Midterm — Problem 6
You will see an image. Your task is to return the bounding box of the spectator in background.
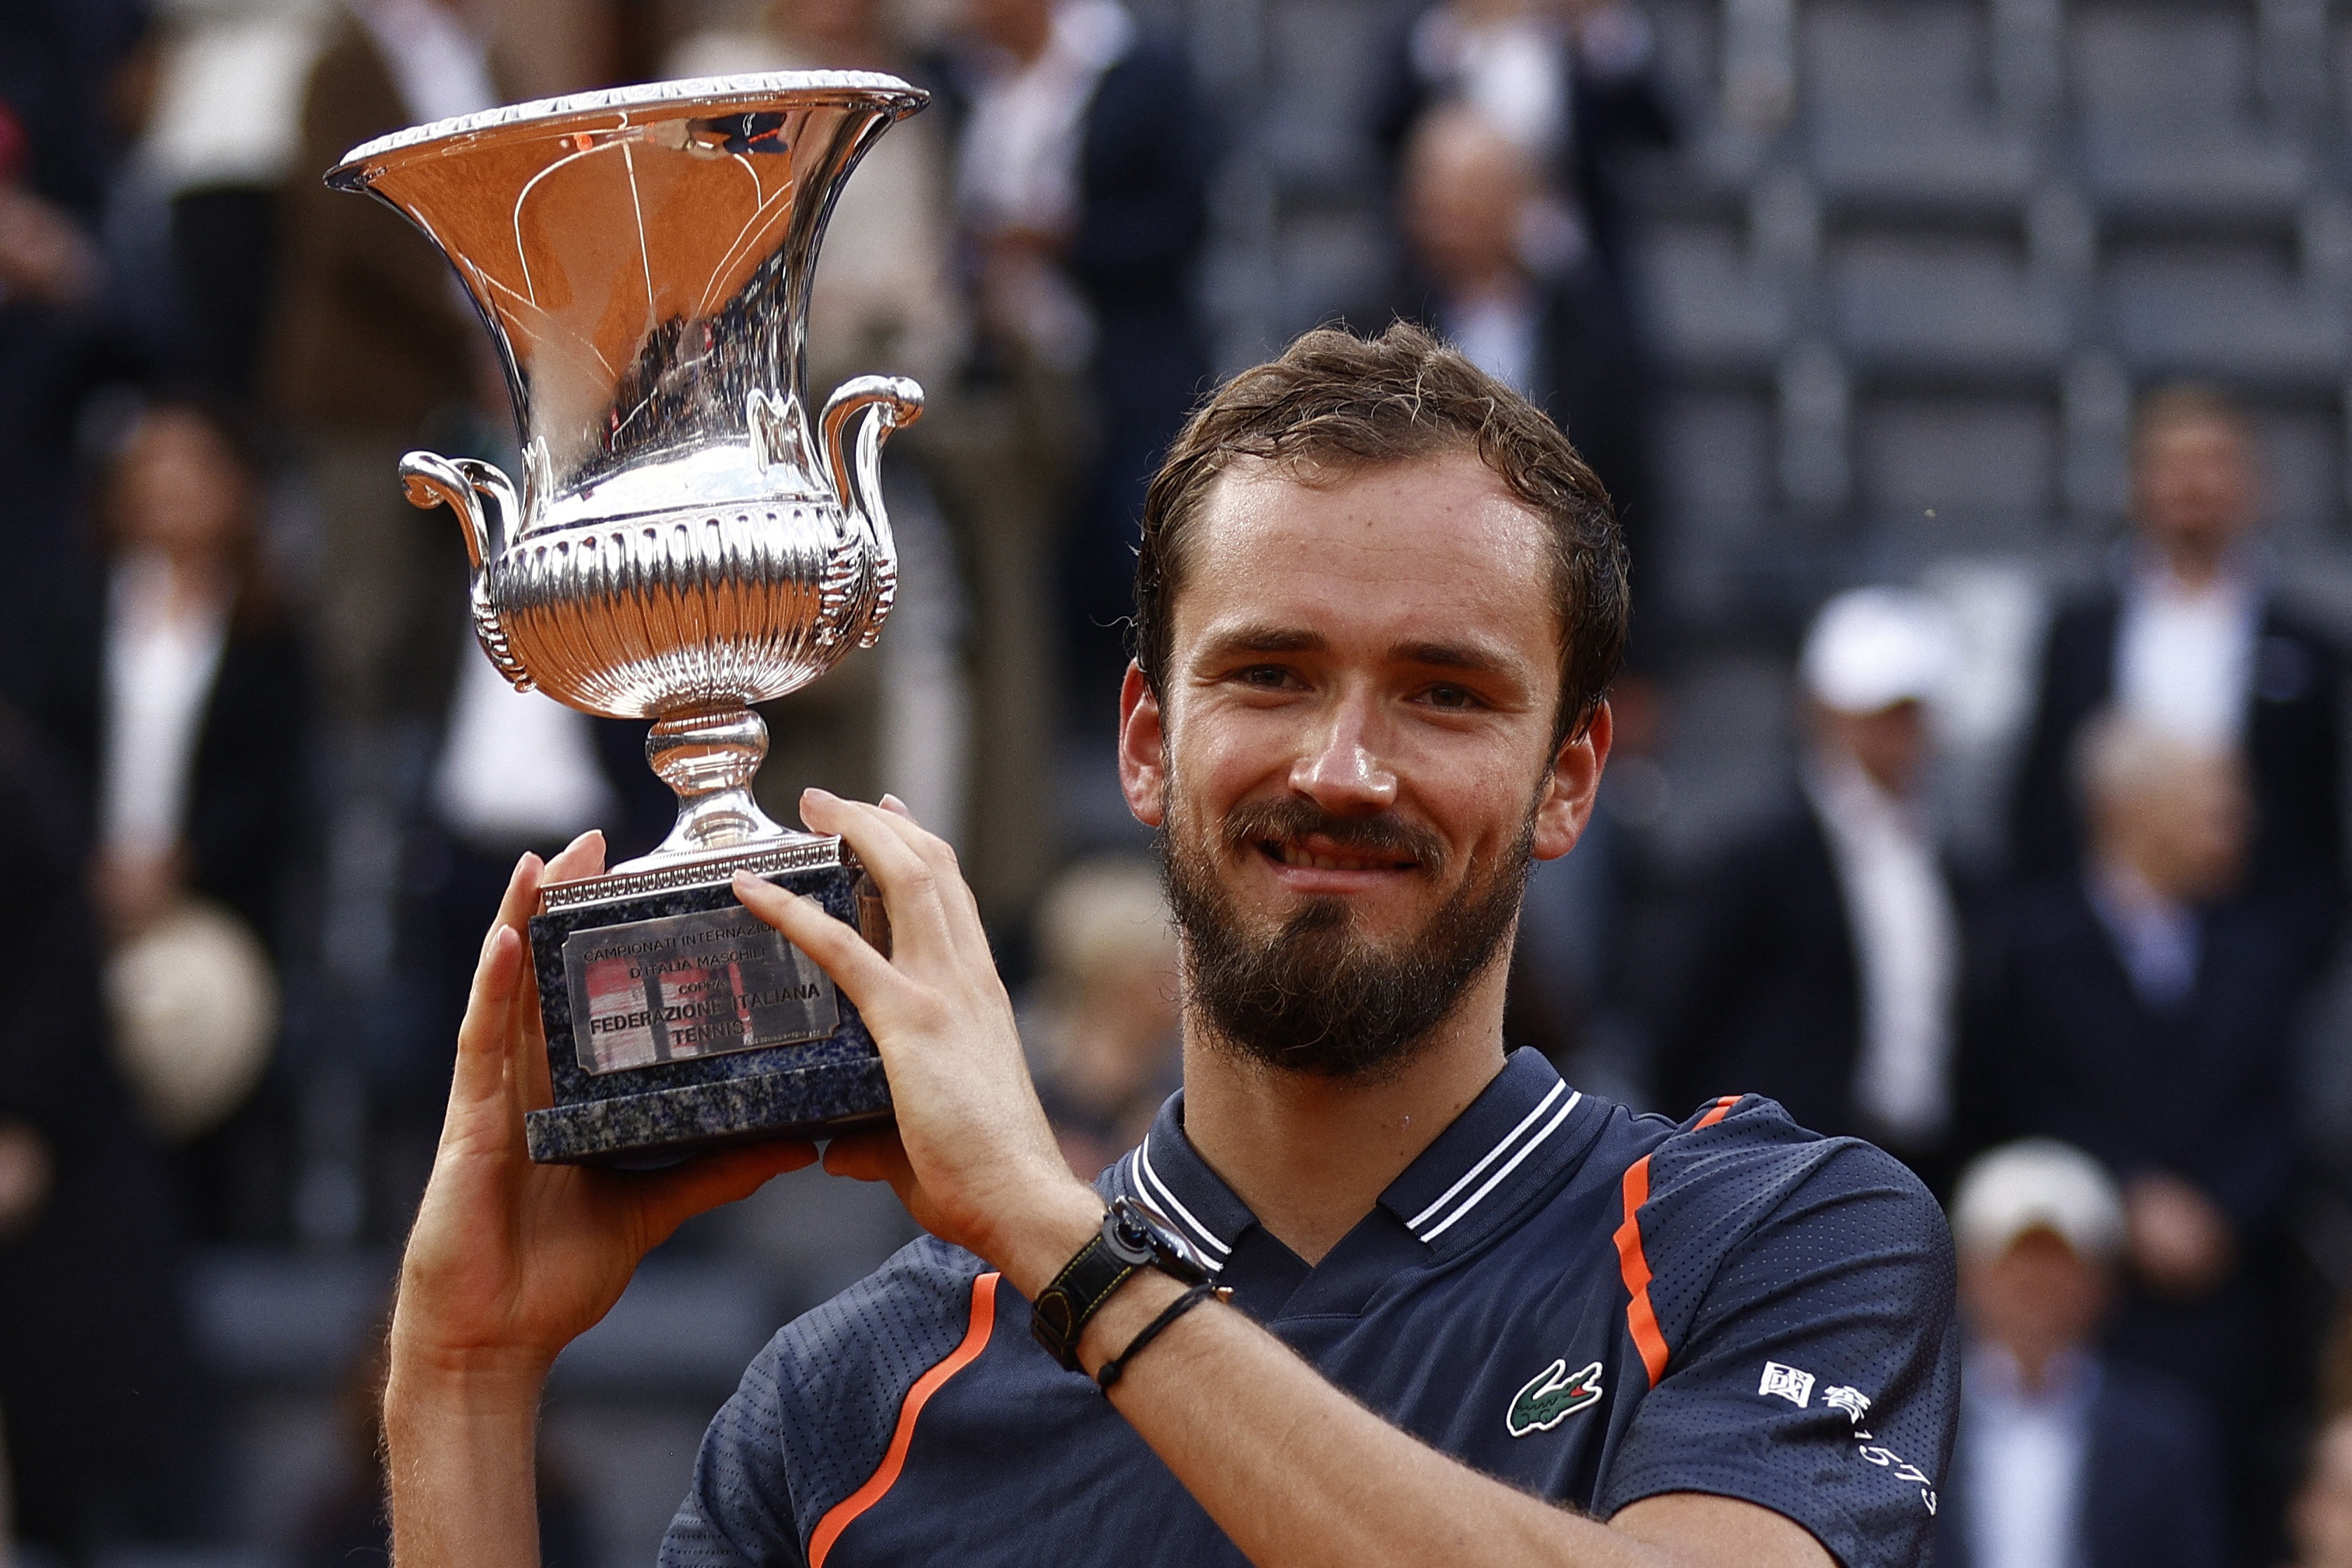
[1653,589,1966,1185]
[1021,855,1181,1177]
[1373,0,1672,654]
[82,396,310,1234]
[264,0,505,736]
[136,0,335,400]
[1964,708,2325,1558]
[937,0,1214,729]
[1934,1139,2225,1568]
[2011,386,2343,954]
[80,396,310,956]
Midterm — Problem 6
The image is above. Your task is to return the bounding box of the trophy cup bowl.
[328,74,928,1163]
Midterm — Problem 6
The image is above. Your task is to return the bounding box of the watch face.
[1109,1196,1202,1271]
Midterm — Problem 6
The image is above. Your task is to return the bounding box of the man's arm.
[384,834,814,1568]
[760,791,1835,1568]
[388,800,1837,1568]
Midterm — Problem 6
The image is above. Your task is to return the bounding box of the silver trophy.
[328,74,927,1163]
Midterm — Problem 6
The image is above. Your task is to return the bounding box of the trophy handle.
[819,375,924,649]
[400,450,532,690]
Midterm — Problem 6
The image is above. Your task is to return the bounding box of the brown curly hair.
[1130,321,1628,744]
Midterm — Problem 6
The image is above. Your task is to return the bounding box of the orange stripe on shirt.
[1614,1096,1739,1387]
[808,1270,1001,1567]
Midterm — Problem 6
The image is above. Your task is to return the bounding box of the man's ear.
[1119,663,1168,829]
[1531,700,1611,862]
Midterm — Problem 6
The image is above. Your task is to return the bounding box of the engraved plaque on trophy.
[326,74,926,1163]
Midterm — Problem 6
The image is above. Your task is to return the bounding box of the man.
[2009,385,2343,939]
[1387,103,1657,647]
[938,0,1215,722]
[1963,708,2320,1555]
[384,326,1958,1567]
[1933,1140,2225,1568]
[1655,587,1965,1190]
[1375,0,1674,640]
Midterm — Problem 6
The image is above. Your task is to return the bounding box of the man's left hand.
[733,790,1102,1289]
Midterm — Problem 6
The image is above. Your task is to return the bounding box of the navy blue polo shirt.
[662,1049,1961,1568]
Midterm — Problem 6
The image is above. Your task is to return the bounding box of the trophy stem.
[634,706,801,866]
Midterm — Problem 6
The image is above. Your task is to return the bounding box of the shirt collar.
[1376,1049,1596,1251]
[1114,1049,1599,1274]
[1963,1343,2101,1420]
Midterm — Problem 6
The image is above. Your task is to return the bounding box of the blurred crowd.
[2,0,2351,1564]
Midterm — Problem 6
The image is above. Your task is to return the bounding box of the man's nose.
[1289,694,1399,811]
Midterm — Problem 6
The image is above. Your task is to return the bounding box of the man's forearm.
[384,1364,547,1568]
[1066,1269,1654,1568]
[980,1212,1824,1568]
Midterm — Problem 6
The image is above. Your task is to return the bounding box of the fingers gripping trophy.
[328,75,928,1163]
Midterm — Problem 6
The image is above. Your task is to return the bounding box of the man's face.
[1401,109,1532,294]
[2134,416,2257,570]
[1960,1228,2110,1365]
[961,0,1054,56]
[1117,450,1606,1079]
[1813,699,1928,797]
[114,410,249,561]
[2106,750,2251,905]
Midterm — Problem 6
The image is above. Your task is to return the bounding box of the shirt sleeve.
[662,1240,983,1568]
[1594,1102,1961,1568]
[663,1336,812,1568]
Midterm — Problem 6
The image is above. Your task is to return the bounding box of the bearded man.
[384,325,1959,1568]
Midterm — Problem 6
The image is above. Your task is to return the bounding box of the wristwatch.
[1031,1195,1209,1371]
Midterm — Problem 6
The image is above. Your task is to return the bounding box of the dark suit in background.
[1056,36,1214,718]
[927,29,1214,724]
[2010,584,2344,927]
[28,573,318,1240]
[31,575,316,959]
[1649,799,1965,1190]
[1385,260,1650,573]
[1961,876,2325,1560]
[1933,1359,2227,1568]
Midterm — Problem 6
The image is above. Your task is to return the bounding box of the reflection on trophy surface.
[327,73,928,1164]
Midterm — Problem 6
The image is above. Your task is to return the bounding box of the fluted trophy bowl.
[327,73,927,874]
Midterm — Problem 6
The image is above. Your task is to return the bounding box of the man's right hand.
[386,832,814,1568]
[2125,1170,2235,1299]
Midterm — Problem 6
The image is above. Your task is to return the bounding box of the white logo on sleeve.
[1758,1361,1815,1408]
[1770,1376,1938,1517]
[1821,1385,1872,1424]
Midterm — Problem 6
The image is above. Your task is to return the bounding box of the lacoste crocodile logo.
[1506,1358,1605,1436]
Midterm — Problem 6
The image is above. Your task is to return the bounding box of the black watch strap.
[1030,1196,1207,1371]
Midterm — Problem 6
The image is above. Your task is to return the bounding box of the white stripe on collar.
[1405,1079,1569,1232]
[1132,1140,1230,1270]
[1415,1089,1581,1243]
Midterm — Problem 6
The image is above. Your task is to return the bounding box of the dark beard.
[1160,792,1535,1083]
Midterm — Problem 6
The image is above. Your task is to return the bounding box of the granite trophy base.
[524,837,893,1165]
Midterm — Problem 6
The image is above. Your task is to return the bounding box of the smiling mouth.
[1258,840,1420,874]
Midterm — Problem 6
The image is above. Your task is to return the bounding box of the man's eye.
[1424,684,1477,709]
[1238,665,1295,688]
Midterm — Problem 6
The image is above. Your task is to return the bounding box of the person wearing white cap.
[1653,587,1966,1184]
[1931,1140,2225,1568]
